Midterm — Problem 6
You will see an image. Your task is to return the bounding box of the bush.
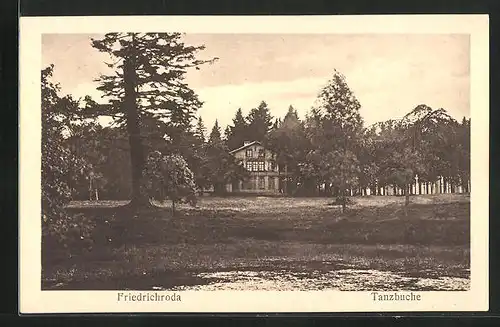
[143,151,197,214]
[41,64,94,256]
[328,196,355,206]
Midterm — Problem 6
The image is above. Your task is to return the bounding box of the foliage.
[64,121,109,200]
[268,106,308,195]
[57,58,471,206]
[457,118,471,191]
[42,65,95,250]
[205,120,249,194]
[143,151,197,214]
[311,70,364,211]
[87,33,215,207]
[366,103,468,207]
[355,130,379,191]
[246,101,274,145]
[194,116,207,143]
[225,108,250,150]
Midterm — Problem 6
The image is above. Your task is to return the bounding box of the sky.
[42,33,470,133]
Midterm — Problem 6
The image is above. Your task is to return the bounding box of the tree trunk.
[172,200,176,216]
[277,166,281,194]
[214,183,226,195]
[123,49,150,209]
[403,184,410,217]
[341,187,347,213]
[325,183,331,197]
[89,176,93,201]
[284,164,288,195]
[405,186,410,206]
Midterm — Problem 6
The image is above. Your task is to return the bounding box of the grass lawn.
[43,194,470,291]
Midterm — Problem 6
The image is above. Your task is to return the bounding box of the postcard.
[19,14,489,313]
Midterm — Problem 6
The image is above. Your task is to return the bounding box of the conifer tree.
[194,116,207,143]
[226,108,249,150]
[268,105,307,195]
[87,33,216,208]
[206,120,248,194]
[246,101,274,144]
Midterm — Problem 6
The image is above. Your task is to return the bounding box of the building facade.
[226,141,286,194]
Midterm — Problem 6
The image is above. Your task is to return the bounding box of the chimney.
[243,141,252,146]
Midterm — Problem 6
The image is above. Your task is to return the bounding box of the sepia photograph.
[19,15,489,313]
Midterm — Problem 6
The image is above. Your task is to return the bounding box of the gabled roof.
[229,141,262,154]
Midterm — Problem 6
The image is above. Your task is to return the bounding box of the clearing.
[43,194,470,291]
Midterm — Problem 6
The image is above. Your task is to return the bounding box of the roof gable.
[229,141,262,154]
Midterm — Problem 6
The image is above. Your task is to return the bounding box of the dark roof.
[229,141,262,154]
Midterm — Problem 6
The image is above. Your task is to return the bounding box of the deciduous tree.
[41,65,94,248]
[313,70,364,212]
[143,151,197,216]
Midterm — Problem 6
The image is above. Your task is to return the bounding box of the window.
[269,161,276,171]
[245,161,265,172]
[258,149,265,158]
[246,149,253,158]
[258,161,264,171]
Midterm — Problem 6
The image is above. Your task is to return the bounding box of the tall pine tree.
[87,33,216,208]
[226,108,249,150]
[246,101,274,144]
[208,120,223,146]
[268,105,307,195]
[206,120,248,194]
[194,116,207,143]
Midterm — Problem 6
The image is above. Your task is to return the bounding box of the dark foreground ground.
[42,194,470,291]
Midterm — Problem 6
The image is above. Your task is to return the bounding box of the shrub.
[143,151,197,215]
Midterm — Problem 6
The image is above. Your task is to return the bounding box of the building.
[225,141,287,194]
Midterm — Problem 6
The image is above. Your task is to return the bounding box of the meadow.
[42,194,470,291]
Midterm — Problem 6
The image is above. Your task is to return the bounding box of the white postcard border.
[19,14,489,313]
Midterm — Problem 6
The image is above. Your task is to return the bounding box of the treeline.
[221,72,470,213]
[62,113,251,201]
[60,73,470,207]
[44,68,471,205]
